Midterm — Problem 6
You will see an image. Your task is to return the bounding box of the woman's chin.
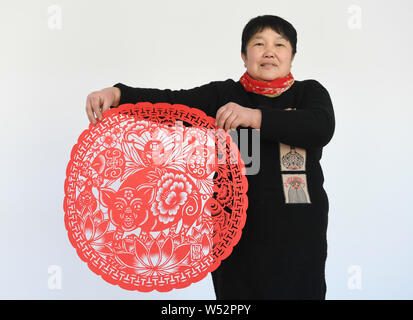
[248,71,281,82]
[257,71,281,81]
[259,75,279,82]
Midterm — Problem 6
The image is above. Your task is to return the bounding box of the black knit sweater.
[112,78,335,299]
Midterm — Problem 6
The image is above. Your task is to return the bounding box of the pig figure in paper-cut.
[100,168,202,239]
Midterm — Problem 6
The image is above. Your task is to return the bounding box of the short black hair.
[241,15,297,57]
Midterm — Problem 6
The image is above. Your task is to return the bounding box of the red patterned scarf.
[239,71,294,97]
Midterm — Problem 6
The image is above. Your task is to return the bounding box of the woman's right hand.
[86,87,121,124]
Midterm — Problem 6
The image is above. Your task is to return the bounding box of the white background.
[1,0,412,299]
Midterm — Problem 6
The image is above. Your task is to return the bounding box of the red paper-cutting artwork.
[63,102,248,292]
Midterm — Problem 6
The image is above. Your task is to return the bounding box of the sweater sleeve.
[112,80,232,118]
[257,79,335,149]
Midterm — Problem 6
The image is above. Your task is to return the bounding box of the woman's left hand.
[214,102,262,132]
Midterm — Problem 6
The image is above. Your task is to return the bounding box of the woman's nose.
[264,51,275,58]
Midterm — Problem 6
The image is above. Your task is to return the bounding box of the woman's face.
[241,27,295,82]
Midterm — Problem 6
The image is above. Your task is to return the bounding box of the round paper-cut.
[64,102,248,292]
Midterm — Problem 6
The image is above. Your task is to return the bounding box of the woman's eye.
[255,43,283,47]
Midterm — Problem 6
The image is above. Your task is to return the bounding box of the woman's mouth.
[261,64,276,68]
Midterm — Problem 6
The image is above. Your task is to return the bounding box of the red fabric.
[239,71,294,97]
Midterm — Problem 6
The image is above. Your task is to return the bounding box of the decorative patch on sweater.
[281,174,311,204]
[280,143,306,171]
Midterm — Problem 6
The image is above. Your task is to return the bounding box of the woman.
[85,15,335,299]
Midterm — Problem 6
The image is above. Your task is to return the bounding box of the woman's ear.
[241,52,247,67]
[289,53,295,68]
